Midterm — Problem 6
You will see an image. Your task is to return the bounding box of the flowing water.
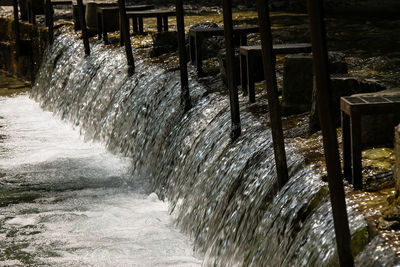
[1,31,399,266]
[0,95,201,266]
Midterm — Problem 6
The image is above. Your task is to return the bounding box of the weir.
[26,33,397,265]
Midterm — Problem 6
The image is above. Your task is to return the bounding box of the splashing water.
[0,95,201,266]
[3,31,397,265]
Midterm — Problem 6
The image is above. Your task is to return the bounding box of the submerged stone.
[151,31,178,57]
[217,49,241,87]
[189,22,225,60]
[308,76,387,135]
[282,52,348,116]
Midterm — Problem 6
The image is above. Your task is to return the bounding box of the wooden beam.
[175,0,191,112]
[222,0,241,140]
[118,0,135,73]
[307,0,354,266]
[255,0,288,188]
[77,0,90,55]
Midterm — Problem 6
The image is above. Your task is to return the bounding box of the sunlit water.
[0,95,201,266]
[1,30,398,266]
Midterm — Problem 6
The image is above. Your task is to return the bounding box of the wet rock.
[383,204,400,222]
[364,170,394,192]
[377,217,400,230]
[281,54,313,115]
[308,76,387,135]
[151,31,178,57]
[217,49,240,87]
[189,22,225,60]
[327,52,348,74]
[282,52,348,116]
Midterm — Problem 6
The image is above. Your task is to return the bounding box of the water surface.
[0,95,201,266]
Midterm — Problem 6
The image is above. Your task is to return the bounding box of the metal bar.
[77,0,90,56]
[118,0,135,73]
[13,0,20,56]
[222,0,241,140]
[175,0,191,112]
[307,0,354,266]
[255,0,288,188]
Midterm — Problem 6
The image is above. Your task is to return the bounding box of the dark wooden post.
[45,0,54,44]
[118,0,135,73]
[175,0,191,112]
[255,0,288,188]
[77,0,90,56]
[12,0,20,56]
[307,0,354,266]
[222,0,241,140]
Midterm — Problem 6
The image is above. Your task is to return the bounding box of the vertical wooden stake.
[255,0,288,188]
[13,0,20,56]
[222,0,241,140]
[307,0,354,266]
[118,0,135,73]
[175,0,191,112]
[45,0,54,44]
[77,0,90,56]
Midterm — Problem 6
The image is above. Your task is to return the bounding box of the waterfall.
[30,32,397,266]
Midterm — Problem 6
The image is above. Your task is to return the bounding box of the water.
[3,31,400,266]
[0,95,201,266]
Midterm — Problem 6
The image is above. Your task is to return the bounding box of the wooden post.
[222,0,241,140]
[175,0,191,112]
[118,0,135,73]
[12,0,20,56]
[77,0,90,56]
[307,0,354,266]
[255,0,288,188]
[45,0,54,44]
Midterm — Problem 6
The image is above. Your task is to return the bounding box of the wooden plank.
[126,9,175,17]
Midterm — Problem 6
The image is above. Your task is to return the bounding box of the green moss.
[351,225,369,259]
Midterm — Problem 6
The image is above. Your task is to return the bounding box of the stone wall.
[0,17,49,81]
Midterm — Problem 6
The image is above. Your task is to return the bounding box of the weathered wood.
[222,0,241,140]
[256,0,288,188]
[96,5,154,44]
[77,0,90,55]
[341,95,400,189]
[118,0,135,73]
[175,0,191,112]
[126,9,175,35]
[12,0,20,56]
[188,25,258,74]
[239,43,312,102]
[307,0,354,266]
[44,0,54,44]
